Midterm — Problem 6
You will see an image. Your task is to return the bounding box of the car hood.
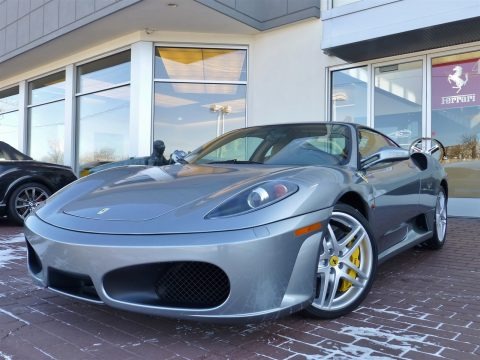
[36,164,344,234]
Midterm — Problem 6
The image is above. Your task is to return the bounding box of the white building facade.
[0,0,479,216]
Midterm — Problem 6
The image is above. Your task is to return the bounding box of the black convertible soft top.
[0,141,33,161]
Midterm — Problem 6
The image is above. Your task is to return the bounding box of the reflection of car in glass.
[81,157,144,176]
[24,123,448,322]
[79,161,112,177]
[81,140,178,176]
[0,141,77,224]
[388,128,412,140]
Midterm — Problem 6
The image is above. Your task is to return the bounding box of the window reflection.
[0,112,19,148]
[154,82,246,156]
[431,52,480,198]
[331,67,367,125]
[332,0,360,8]
[154,47,247,157]
[0,86,19,148]
[29,101,65,163]
[155,48,247,82]
[29,72,65,106]
[77,87,131,166]
[374,61,422,148]
[77,50,131,94]
[0,86,19,113]
[28,71,65,164]
[76,51,131,170]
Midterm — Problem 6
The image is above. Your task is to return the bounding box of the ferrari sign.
[432,58,480,110]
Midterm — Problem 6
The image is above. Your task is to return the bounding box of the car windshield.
[185,124,351,166]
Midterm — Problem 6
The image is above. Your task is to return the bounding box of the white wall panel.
[248,19,327,126]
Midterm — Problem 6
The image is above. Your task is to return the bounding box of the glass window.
[28,101,65,163]
[374,61,422,148]
[154,47,247,158]
[332,0,361,8]
[155,48,247,82]
[331,66,367,124]
[29,72,65,106]
[0,86,19,148]
[77,87,130,165]
[77,51,131,170]
[154,82,246,156]
[358,128,396,159]
[431,51,480,198]
[28,71,65,164]
[77,50,131,94]
[0,86,19,113]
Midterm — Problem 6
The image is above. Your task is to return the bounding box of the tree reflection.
[41,139,63,164]
[94,147,116,161]
[446,134,479,161]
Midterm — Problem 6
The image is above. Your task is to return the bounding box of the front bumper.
[24,209,331,322]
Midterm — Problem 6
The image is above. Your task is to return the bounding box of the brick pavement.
[0,217,479,359]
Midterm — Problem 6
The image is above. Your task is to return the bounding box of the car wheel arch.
[7,180,53,225]
[440,179,448,198]
[6,176,54,203]
[336,191,369,220]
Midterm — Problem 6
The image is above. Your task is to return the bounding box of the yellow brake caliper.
[338,241,360,292]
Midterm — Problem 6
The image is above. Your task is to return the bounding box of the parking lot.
[1,217,479,360]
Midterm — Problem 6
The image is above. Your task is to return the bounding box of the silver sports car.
[24,123,448,322]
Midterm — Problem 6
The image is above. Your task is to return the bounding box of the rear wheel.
[423,187,447,250]
[305,204,377,319]
[8,182,51,225]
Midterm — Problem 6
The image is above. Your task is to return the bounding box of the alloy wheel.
[14,186,49,220]
[435,190,447,243]
[311,211,374,312]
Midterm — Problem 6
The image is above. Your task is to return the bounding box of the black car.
[0,141,77,224]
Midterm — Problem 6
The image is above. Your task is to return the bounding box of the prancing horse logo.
[447,65,468,94]
[97,207,110,215]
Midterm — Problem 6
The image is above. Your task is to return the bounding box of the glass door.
[373,60,423,148]
[430,51,480,216]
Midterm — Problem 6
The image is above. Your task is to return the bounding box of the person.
[147,140,169,166]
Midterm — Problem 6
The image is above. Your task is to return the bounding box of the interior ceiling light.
[167,3,178,7]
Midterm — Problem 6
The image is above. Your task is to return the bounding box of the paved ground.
[0,217,479,360]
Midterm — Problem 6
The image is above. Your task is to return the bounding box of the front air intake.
[103,261,230,309]
[155,262,230,308]
[48,267,101,302]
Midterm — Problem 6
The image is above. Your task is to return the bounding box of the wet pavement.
[0,217,479,359]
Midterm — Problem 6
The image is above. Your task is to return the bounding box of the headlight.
[206,180,298,218]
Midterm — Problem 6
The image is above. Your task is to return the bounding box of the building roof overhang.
[0,0,258,83]
[323,17,480,63]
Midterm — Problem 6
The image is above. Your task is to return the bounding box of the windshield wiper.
[207,159,262,164]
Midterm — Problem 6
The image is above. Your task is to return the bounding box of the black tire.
[423,187,447,250]
[304,203,377,319]
[8,182,51,225]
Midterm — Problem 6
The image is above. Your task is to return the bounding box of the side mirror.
[361,147,410,170]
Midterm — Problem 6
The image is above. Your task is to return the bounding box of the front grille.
[155,262,230,309]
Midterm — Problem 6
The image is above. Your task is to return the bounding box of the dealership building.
[0,0,479,216]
